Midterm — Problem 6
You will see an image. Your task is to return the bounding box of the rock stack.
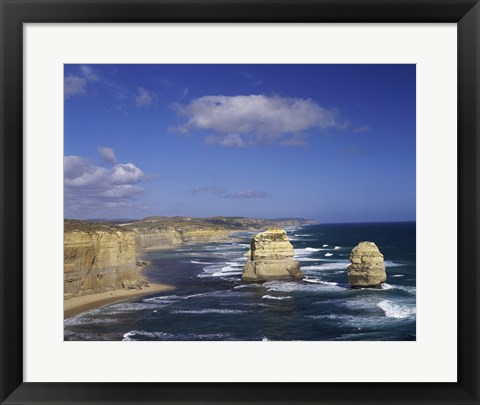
[242,228,303,282]
[347,241,386,288]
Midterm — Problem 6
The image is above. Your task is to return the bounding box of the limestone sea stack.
[347,241,387,288]
[242,228,303,282]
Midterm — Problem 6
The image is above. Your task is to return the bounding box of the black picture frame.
[1,1,479,404]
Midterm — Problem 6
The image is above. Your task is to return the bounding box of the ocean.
[64,222,416,341]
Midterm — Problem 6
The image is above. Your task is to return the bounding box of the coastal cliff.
[64,216,314,299]
[121,216,314,252]
[64,220,147,298]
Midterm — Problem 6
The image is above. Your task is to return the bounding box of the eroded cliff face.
[242,228,303,281]
[131,227,231,251]
[64,222,146,298]
[64,217,315,297]
[122,216,313,252]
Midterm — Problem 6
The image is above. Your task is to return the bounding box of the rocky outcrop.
[347,241,386,288]
[64,221,147,298]
[242,228,303,282]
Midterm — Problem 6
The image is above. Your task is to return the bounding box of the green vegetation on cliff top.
[65,216,316,233]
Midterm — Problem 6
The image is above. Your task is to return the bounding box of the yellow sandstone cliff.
[64,221,147,298]
[242,228,303,281]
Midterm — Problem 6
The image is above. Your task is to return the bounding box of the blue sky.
[64,64,415,223]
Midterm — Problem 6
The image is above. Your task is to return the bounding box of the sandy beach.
[64,283,175,319]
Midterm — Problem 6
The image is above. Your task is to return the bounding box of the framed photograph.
[1,0,479,404]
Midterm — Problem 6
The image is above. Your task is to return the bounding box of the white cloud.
[173,94,341,146]
[98,146,118,164]
[64,65,100,100]
[204,134,246,148]
[79,65,99,81]
[101,184,143,198]
[64,151,145,217]
[64,75,87,99]
[111,163,144,184]
[135,87,157,108]
[64,156,108,187]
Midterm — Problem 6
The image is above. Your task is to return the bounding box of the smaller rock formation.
[242,228,303,282]
[347,241,386,288]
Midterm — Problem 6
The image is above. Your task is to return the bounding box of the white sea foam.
[320,281,338,286]
[384,260,406,267]
[234,283,262,289]
[324,253,333,257]
[377,300,416,319]
[294,248,321,256]
[143,295,183,304]
[211,271,243,278]
[262,295,292,300]
[302,261,349,271]
[190,333,232,339]
[190,260,213,265]
[184,292,212,299]
[391,274,405,277]
[308,314,339,320]
[303,278,338,287]
[198,262,243,278]
[203,264,223,273]
[393,285,416,294]
[334,246,341,250]
[93,302,158,315]
[122,330,174,341]
[264,280,342,293]
[303,277,323,284]
[322,244,329,247]
[186,291,248,299]
[171,309,245,314]
[380,283,416,294]
[123,330,233,341]
[226,261,243,267]
[64,316,117,326]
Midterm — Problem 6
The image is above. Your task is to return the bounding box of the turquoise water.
[64,222,416,341]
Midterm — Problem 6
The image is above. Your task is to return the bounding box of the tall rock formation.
[64,221,147,298]
[242,228,303,282]
[347,241,386,288]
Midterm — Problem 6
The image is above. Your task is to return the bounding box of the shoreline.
[64,227,305,319]
[64,282,175,319]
